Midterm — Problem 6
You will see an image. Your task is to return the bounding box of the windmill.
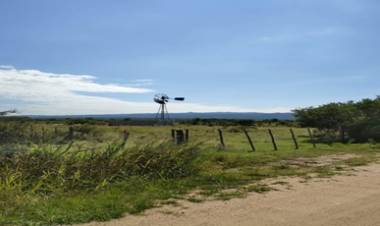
[0,109,16,116]
[154,94,185,121]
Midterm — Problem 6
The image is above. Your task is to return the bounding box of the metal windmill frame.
[153,94,184,121]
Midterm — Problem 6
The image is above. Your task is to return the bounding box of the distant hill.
[30,112,294,120]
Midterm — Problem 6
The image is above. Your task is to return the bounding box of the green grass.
[1,123,380,225]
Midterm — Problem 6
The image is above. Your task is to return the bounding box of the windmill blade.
[174,97,185,101]
[154,93,169,104]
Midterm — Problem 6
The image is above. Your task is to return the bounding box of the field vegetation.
[0,116,379,225]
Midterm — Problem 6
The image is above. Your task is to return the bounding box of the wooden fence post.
[307,128,316,148]
[41,127,46,143]
[30,125,34,140]
[171,129,175,141]
[175,130,185,145]
[289,128,299,150]
[68,127,74,140]
[185,129,189,142]
[268,129,278,151]
[218,129,225,149]
[123,130,130,143]
[243,129,255,152]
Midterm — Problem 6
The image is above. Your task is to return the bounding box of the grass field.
[1,122,379,225]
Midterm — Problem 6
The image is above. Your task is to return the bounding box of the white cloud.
[0,68,152,96]
[0,67,290,115]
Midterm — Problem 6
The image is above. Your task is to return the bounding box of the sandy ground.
[79,163,380,226]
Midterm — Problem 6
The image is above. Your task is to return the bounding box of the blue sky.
[0,0,379,115]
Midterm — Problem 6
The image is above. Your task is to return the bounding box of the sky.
[0,0,379,115]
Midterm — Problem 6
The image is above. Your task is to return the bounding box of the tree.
[293,97,380,142]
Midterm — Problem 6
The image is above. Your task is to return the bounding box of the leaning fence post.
[289,128,299,150]
[243,129,255,152]
[268,129,278,151]
[307,128,316,148]
[218,129,225,149]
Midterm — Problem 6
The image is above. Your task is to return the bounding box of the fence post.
[307,128,316,148]
[243,129,255,152]
[289,128,299,150]
[175,130,185,145]
[68,127,74,140]
[185,129,189,142]
[54,127,58,137]
[268,129,278,151]
[123,130,130,143]
[30,125,34,140]
[41,127,46,143]
[218,129,225,149]
[171,129,175,141]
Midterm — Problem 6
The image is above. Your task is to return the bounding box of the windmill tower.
[153,94,185,121]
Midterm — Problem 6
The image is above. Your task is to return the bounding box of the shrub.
[347,118,380,142]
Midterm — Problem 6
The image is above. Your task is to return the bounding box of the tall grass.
[0,142,199,192]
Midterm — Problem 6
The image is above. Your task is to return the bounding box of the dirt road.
[80,164,380,226]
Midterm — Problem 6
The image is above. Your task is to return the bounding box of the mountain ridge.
[29,112,294,120]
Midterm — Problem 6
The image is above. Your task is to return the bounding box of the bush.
[347,119,380,142]
[294,96,380,143]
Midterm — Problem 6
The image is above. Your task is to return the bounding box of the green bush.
[294,96,380,143]
[347,119,380,142]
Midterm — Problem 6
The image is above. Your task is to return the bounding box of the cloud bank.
[0,66,290,115]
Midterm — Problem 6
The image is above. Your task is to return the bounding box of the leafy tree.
[294,97,380,142]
